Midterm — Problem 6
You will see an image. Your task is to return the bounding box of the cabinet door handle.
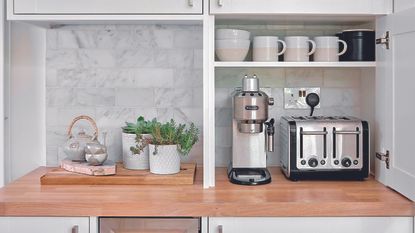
[72,225,79,233]
[218,0,224,6]
[218,225,223,233]
[188,0,194,7]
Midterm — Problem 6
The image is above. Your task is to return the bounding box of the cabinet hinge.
[376,150,390,169]
[376,31,390,50]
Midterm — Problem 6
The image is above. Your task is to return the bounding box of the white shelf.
[214,61,376,68]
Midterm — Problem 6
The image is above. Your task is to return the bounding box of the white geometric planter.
[122,133,151,170]
[149,144,181,175]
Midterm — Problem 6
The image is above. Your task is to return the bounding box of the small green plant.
[150,119,199,156]
[122,116,156,134]
[122,116,156,154]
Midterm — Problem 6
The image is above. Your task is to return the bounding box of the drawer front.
[0,217,90,233]
[209,217,413,233]
[100,217,200,233]
[14,0,202,14]
[210,0,388,15]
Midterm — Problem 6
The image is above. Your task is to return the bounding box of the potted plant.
[121,116,156,170]
[148,119,199,175]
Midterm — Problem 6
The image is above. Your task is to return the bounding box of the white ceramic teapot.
[63,115,99,161]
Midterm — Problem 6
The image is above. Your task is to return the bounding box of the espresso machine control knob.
[268,97,274,106]
[341,158,352,168]
[308,158,319,168]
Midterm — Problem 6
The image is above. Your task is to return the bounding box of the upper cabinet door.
[13,0,202,14]
[210,0,391,15]
[375,6,415,201]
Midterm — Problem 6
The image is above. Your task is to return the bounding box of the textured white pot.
[149,144,181,175]
[122,133,150,170]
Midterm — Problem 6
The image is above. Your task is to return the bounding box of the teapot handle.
[67,115,99,139]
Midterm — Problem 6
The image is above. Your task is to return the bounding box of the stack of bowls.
[215,29,251,61]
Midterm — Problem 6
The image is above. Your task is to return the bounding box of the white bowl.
[215,39,251,61]
[216,39,250,49]
[216,29,251,40]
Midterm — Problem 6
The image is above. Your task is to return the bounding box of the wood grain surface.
[59,160,116,176]
[0,167,413,217]
[41,163,196,185]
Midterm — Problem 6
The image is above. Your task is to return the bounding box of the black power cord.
[306,93,320,116]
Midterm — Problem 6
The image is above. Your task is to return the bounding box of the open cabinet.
[208,7,415,203]
[375,6,415,201]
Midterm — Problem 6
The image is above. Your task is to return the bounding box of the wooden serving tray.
[40,163,196,185]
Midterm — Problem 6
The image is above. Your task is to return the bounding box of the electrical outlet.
[284,87,321,109]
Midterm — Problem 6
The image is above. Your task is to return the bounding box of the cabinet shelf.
[214,61,376,68]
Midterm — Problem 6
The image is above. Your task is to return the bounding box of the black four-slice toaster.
[279,116,369,181]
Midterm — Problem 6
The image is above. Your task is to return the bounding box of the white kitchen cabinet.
[210,0,391,15]
[10,0,202,15]
[0,217,90,233]
[375,5,415,201]
[394,0,415,12]
[209,217,414,233]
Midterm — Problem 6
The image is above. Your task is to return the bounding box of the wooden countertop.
[0,167,413,217]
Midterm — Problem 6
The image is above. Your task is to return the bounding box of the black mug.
[338,29,375,61]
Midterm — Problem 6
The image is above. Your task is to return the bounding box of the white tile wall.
[46,24,203,166]
[46,23,374,168]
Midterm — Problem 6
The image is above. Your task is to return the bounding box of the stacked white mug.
[215,29,251,61]
[252,36,287,62]
[313,36,348,62]
[284,36,316,62]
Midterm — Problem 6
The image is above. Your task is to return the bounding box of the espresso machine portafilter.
[228,75,275,185]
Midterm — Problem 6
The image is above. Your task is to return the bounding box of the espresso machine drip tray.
[228,167,271,185]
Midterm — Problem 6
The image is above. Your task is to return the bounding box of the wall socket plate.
[284,87,321,109]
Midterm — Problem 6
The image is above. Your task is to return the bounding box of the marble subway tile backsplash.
[215,67,367,167]
[46,24,203,166]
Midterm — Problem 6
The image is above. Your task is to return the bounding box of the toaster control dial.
[308,158,319,168]
[341,158,352,168]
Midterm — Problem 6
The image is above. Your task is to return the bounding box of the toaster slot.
[333,127,361,161]
[300,127,328,159]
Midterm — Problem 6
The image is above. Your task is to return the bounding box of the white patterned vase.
[149,144,181,175]
[122,133,151,170]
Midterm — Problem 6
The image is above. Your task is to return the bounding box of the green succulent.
[122,116,157,154]
[150,119,199,156]
[122,116,156,134]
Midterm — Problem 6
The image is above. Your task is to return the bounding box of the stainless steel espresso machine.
[228,75,275,185]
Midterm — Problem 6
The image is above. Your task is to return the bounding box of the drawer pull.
[218,225,223,233]
[218,0,224,6]
[188,0,194,7]
[72,225,79,233]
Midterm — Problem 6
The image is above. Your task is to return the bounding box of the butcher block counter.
[0,167,413,217]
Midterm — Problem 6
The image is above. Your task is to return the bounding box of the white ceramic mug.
[284,36,316,62]
[314,36,348,62]
[253,36,287,62]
